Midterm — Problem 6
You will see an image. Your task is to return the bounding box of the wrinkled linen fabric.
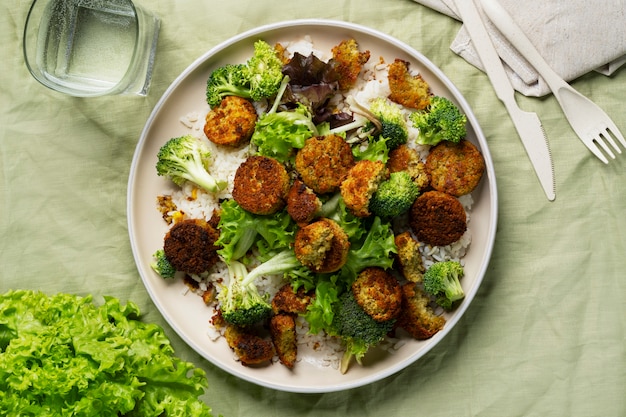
[1,1,625,416]
[413,0,626,96]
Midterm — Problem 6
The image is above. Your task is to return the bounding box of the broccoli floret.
[423,260,465,310]
[409,96,467,146]
[244,40,285,102]
[219,260,272,327]
[150,249,176,279]
[156,135,227,193]
[206,40,284,107]
[219,251,311,327]
[205,64,250,108]
[369,171,419,218]
[332,290,396,373]
[369,97,409,150]
[341,216,397,281]
[327,96,408,151]
[251,76,318,162]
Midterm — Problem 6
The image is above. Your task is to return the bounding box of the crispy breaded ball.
[340,159,389,217]
[387,144,430,190]
[286,179,322,226]
[351,267,402,322]
[397,282,446,340]
[270,313,298,369]
[272,284,315,315]
[232,155,290,215]
[163,218,220,275]
[409,191,467,247]
[224,324,275,366]
[204,95,258,147]
[331,39,371,91]
[394,231,425,283]
[294,218,350,273]
[425,139,486,196]
[388,59,431,110]
[295,134,355,195]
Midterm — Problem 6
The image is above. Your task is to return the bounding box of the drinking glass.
[23,0,160,97]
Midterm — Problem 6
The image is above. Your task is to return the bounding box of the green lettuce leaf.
[0,290,214,416]
[216,199,296,262]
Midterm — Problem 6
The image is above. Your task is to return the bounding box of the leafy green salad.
[0,290,215,416]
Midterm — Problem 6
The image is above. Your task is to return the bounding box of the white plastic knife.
[453,0,556,201]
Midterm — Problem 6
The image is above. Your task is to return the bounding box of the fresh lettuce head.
[0,290,215,416]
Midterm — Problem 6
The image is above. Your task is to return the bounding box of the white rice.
[161,37,476,369]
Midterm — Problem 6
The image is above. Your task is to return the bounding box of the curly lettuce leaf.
[302,279,340,335]
[216,199,297,262]
[341,216,397,282]
[0,290,214,417]
[251,103,317,163]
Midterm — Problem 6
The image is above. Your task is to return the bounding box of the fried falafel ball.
[387,144,430,191]
[295,134,356,195]
[409,190,467,247]
[331,39,371,91]
[397,282,446,340]
[204,95,258,148]
[232,155,290,215]
[294,218,350,274]
[340,159,389,217]
[351,267,402,322]
[272,284,315,315]
[224,324,275,366]
[163,218,220,275]
[286,179,323,226]
[388,59,431,110]
[425,139,486,197]
[394,231,426,283]
[270,313,298,369]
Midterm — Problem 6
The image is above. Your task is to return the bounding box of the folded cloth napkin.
[414,0,626,97]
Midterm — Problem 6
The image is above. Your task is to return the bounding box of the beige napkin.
[414,0,626,97]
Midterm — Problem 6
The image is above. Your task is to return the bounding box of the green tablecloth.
[2,1,624,415]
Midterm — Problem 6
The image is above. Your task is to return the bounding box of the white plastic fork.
[480,0,626,164]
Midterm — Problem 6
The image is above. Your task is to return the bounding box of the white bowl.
[127,19,498,393]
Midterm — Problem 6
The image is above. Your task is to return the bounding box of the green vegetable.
[302,279,340,335]
[216,199,296,263]
[251,75,318,162]
[243,40,286,102]
[328,96,408,151]
[351,136,391,163]
[0,290,214,416]
[218,260,273,327]
[423,260,465,310]
[410,95,467,146]
[219,252,308,327]
[316,193,365,242]
[341,216,397,282]
[205,40,284,107]
[368,97,409,150]
[151,249,176,279]
[331,291,396,374]
[156,135,227,193]
[244,249,310,284]
[218,261,272,326]
[369,171,420,218]
[205,63,250,108]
